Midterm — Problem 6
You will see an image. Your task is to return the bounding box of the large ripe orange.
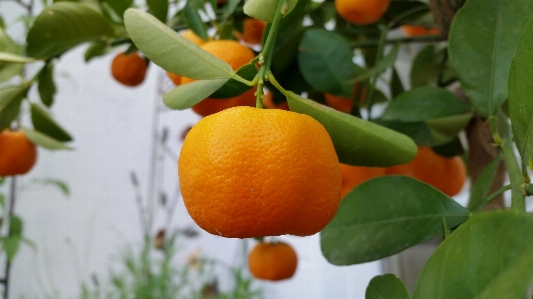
[0,130,38,177]
[340,164,386,198]
[111,51,148,87]
[181,40,256,117]
[335,0,390,25]
[178,106,342,238]
[248,241,298,281]
[385,146,467,197]
[401,25,440,37]
[167,30,207,86]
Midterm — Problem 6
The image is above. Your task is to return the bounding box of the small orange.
[181,40,257,117]
[241,19,267,45]
[178,106,342,238]
[248,241,298,281]
[324,84,367,113]
[111,51,148,87]
[335,0,390,25]
[401,25,440,37]
[340,164,386,198]
[262,90,289,110]
[167,30,207,86]
[385,146,467,197]
[0,130,38,177]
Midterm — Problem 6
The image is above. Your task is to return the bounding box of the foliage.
[4,0,533,297]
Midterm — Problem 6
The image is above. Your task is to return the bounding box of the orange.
[340,164,386,198]
[167,30,207,86]
[385,146,467,197]
[248,241,298,281]
[181,40,257,117]
[401,25,440,37]
[324,83,367,113]
[335,0,390,25]
[0,130,38,177]
[178,106,342,238]
[110,51,148,87]
[263,90,289,110]
[241,19,267,45]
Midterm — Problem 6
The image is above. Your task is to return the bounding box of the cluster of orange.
[340,147,467,198]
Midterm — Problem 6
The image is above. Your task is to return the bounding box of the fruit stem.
[267,73,290,97]
[255,0,287,108]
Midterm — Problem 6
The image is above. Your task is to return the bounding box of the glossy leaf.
[84,40,111,62]
[410,45,448,88]
[38,64,56,107]
[467,156,503,212]
[375,120,433,147]
[382,87,471,122]
[210,63,256,98]
[298,29,355,98]
[0,85,28,131]
[183,2,209,40]
[103,0,132,20]
[163,79,228,110]
[0,29,25,82]
[22,127,73,150]
[425,113,473,146]
[508,13,533,170]
[448,0,533,117]
[31,103,72,142]
[366,274,411,299]
[147,0,168,22]
[321,176,469,265]
[243,0,298,22]
[286,92,417,167]
[26,2,115,59]
[124,9,234,80]
[414,211,533,299]
[354,45,400,83]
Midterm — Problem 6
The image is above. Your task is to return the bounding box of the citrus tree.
[3,0,533,297]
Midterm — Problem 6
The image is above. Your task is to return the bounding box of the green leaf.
[508,13,533,171]
[467,156,502,212]
[26,2,115,59]
[38,63,56,107]
[0,85,28,131]
[382,87,471,122]
[0,29,25,82]
[22,127,73,150]
[31,103,73,142]
[29,178,70,196]
[448,0,533,117]
[147,0,168,22]
[410,45,445,87]
[286,92,417,167]
[163,79,228,110]
[243,0,299,22]
[0,194,5,208]
[413,210,533,299]
[0,52,36,63]
[4,236,21,261]
[124,9,234,80]
[298,29,355,98]
[390,66,405,98]
[321,176,470,265]
[210,63,256,98]
[103,0,132,20]
[375,120,433,147]
[84,40,111,62]
[354,45,400,83]
[425,113,473,146]
[9,215,22,236]
[183,2,209,41]
[366,274,411,299]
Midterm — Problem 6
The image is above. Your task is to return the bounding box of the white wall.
[1,5,382,298]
